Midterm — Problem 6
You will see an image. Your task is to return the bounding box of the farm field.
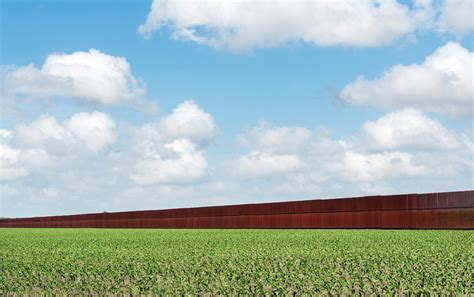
[0,229,473,295]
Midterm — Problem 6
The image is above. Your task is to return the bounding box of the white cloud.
[234,123,310,178]
[0,103,216,215]
[340,42,473,118]
[0,111,116,183]
[340,151,427,182]
[235,151,304,178]
[14,116,77,154]
[65,112,117,152]
[138,0,419,52]
[14,112,116,153]
[438,0,474,36]
[362,108,470,150]
[231,113,472,196]
[159,100,216,143]
[131,138,208,185]
[2,107,473,217]
[4,49,149,107]
[138,0,474,52]
[0,142,29,181]
[130,101,216,185]
[134,101,216,155]
[0,129,51,181]
[237,122,311,154]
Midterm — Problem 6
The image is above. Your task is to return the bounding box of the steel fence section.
[0,190,472,229]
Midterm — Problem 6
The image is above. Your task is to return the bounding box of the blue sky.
[1,0,473,217]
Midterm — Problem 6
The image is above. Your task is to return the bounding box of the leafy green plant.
[0,229,472,294]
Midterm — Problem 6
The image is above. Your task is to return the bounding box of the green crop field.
[0,229,472,295]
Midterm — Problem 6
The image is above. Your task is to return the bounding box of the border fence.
[1,190,472,229]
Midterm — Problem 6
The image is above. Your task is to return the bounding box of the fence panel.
[1,191,472,229]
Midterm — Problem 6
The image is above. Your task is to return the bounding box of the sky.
[0,0,473,217]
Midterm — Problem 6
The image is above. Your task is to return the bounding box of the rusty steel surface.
[0,190,472,229]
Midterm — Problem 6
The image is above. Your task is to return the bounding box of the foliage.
[0,229,472,295]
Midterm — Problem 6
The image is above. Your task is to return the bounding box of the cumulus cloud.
[131,138,209,185]
[138,0,419,52]
[158,101,216,143]
[3,49,151,108]
[340,151,427,182]
[130,101,216,185]
[0,111,116,182]
[241,126,430,184]
[2,105,473,216]
[0,142,29,181]
[14,112,116,154]
[0,102,218,214]
[438,0,474,36]
[237,122,311,154]
[138,0,474,52]
[231,110,472,195]
[340,42,473,118]
[0,102,214,214]
[0,129,51,181]
[65,112,117,152]
[233,123,310,178]
[362,109,470,150]
[14,116,77,153]
[235,151,304,178]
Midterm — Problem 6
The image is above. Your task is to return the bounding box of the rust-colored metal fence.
[1,190,472,229]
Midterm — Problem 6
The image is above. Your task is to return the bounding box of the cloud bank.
[340,42,473,118]
[138,0,418,52]
[138,0,473,52]
[1,101,472,216]
[3,49,154,111]
[130,101,216,185]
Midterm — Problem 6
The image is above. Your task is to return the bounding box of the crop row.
[0,229,472,294]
